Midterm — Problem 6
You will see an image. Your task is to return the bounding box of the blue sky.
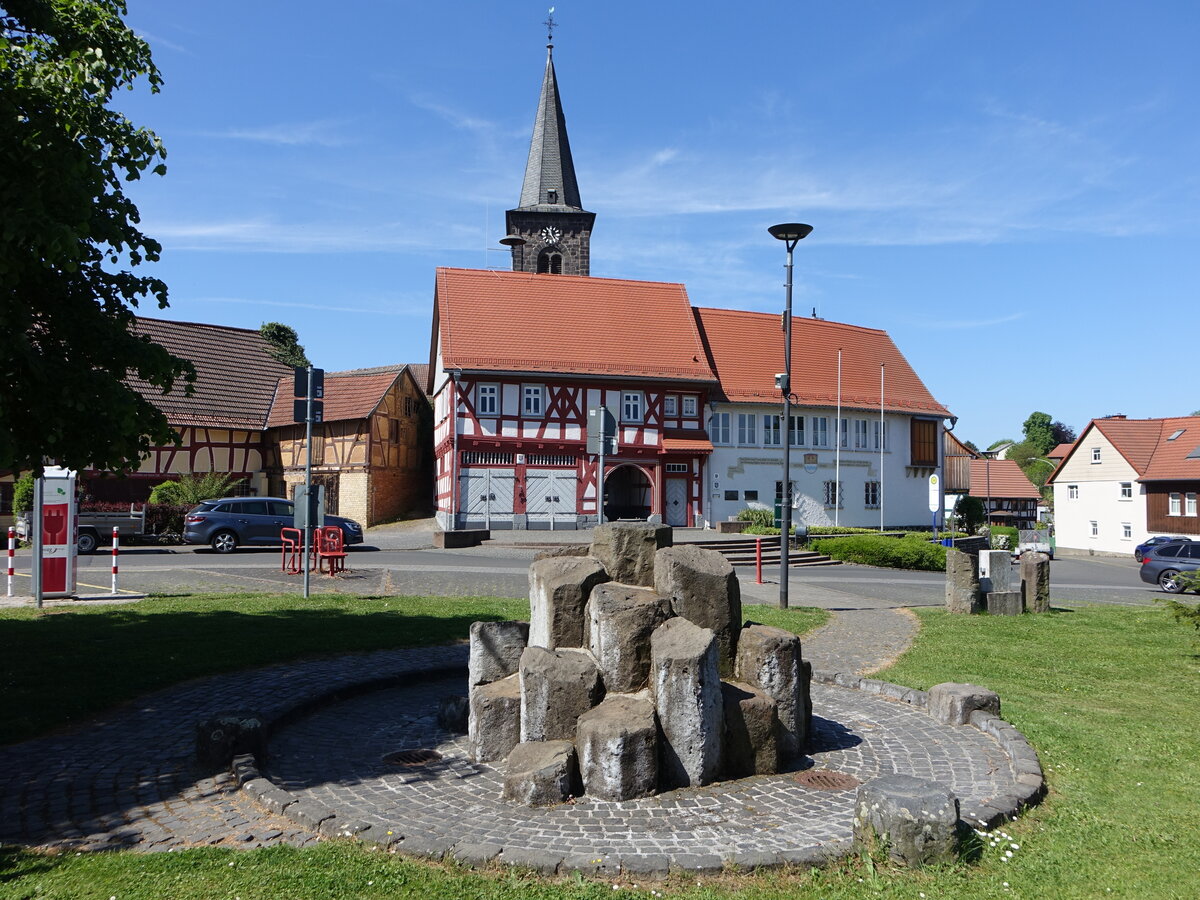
[120,1,1199,446]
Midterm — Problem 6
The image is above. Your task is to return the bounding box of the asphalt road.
[5,535,1169,609]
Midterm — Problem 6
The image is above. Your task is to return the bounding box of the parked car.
[183,497,363,553]
[17,506,150,554]
[1134,535,1191,562]
[1138,540,1200,593]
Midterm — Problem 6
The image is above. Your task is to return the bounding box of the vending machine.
[39,466,77,598]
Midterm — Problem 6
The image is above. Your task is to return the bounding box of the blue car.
[183,496,363,553]
[1139,541,1200,593]
[1134,535,1191,562]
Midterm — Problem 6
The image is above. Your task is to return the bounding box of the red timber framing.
[433,373,710,529]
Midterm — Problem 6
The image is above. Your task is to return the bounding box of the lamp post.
[768,222,813,609]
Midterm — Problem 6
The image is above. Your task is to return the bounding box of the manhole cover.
[382,749,443,767]
[794,769,861,791]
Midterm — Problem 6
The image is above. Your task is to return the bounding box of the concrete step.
[687,539,841,569]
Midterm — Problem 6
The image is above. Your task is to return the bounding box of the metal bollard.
[111,527,119,594]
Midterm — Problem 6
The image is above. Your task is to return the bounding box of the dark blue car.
[183,497,363,553]
[1139,540,1200,593]
[1134,535,1191,562]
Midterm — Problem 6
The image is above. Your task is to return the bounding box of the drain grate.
[382,748,443,767]
[794,769,861,791]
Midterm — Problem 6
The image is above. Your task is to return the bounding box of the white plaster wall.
[1052,429,1145,553]
[703,405,936,529]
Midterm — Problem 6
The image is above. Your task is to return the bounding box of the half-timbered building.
[266,365,430,525]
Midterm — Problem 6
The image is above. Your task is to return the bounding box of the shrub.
[737,507,775,528]
[145,504,193,536]
[12,473,34,517]
[149,473,243,506]
[807,525,878,536]
[991,525,1019,550]
[811,535,948,571]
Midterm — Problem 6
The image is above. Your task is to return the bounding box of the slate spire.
[517,44,582,211]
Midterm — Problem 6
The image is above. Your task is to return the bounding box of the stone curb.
[237,666,1045,876]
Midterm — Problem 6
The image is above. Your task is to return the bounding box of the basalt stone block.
[587,583,672,692]
[735,623,809,757]
[437,695,468,733]
[853,775,960,867]
[575,694,658,801]
[651,617,723,788]
[721,681,780,778]
[519,647,603,743]
[654,545,742,675]
[987,590,1024,616]
[529,556,609,649]
[945,548,982,614]
[468,673,521,763]
[979,550,1015,594]
[928,682,1001,726]
[502,740,579,806]
[196,710,266,771]
[469,620,530,686]
[590,522,672,587]
[1020,552,1051,614]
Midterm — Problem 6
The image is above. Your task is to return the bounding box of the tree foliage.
[259,322,310,368]
[955,495,985,533]
[147,472,244,506]
[1050,421,1076,445]
[0,0,194,476]
[1022,411,1056,455]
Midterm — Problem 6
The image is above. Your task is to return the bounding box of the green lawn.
[1,599,1197,899]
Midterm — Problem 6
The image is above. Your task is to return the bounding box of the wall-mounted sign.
[803,453,818,474]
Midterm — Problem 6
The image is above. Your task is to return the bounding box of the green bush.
[811,534,948,571]
[148,473,243,506]
[991,525,1019,550]
[12,473,34,517]
[807,525,878,535]
[736,507,775,528]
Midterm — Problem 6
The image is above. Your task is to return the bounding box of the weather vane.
[544,7,556,46]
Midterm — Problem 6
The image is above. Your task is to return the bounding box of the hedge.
[811,534,947,571]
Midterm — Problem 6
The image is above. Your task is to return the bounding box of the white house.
[1049,415,1200,554]
[694,308,953,529]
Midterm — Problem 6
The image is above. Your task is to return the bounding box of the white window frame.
[682,395,698,417]
[476,383,499,416]
[1068,484,1079,500]
[522,384,545,417]
[738,413,757,445]
[864,481,880,508]
[663,395,678,417]
[812,416,829,448]
[1090,520,1099,537]
[823,479,842,508]
[711,412,731,444]
[1169,492,1182,516]
[788,414,804,447]
[1119,482,1132,500]
[873,419,888,451]
[1092,446,1101,464]
[621,391,643,423]
[1188,493,1198,516]
[763,414,781,446]
[854,419,869,450]
[1122,522,1132,539]
[839,418,849,449]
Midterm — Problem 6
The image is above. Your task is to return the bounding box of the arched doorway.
[604,465,653,521]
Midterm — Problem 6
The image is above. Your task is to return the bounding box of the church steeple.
[505,27,595,276]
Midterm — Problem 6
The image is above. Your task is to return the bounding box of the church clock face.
[540,226,562,244]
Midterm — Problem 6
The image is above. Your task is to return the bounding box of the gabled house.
[429,269,717,529]
[967,458,1041,530]
[694,309,953,528]
[1049,415,1200,554]
[265,365,430,525]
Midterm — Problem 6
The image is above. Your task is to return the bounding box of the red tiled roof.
[1047,442,1074,460]
[968,459,1041,500]
[129,318,292,429]
[435,268,716,382]
[661,431,713,454]
[1078,416,1200,482]
[694,308,950,416]
[266,371,400,428]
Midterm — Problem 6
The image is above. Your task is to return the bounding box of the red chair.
[312,525,347,575]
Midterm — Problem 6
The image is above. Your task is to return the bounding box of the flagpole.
[879,363,885,532]
[835,348,842,528]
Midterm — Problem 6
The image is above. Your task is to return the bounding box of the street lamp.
[768,222,813,609]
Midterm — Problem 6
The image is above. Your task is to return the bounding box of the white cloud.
[207,120,353,147]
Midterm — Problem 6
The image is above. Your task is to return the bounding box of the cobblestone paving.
[0,646,466,852]
[266,674,1019,865]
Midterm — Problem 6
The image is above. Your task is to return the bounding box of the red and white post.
[111,526,119,595]
[6,526,13,598]
[755,536,764,585]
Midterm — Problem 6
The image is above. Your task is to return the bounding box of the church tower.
[504,30,595,276]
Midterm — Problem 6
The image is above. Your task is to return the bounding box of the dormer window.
[547,189,557,204]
